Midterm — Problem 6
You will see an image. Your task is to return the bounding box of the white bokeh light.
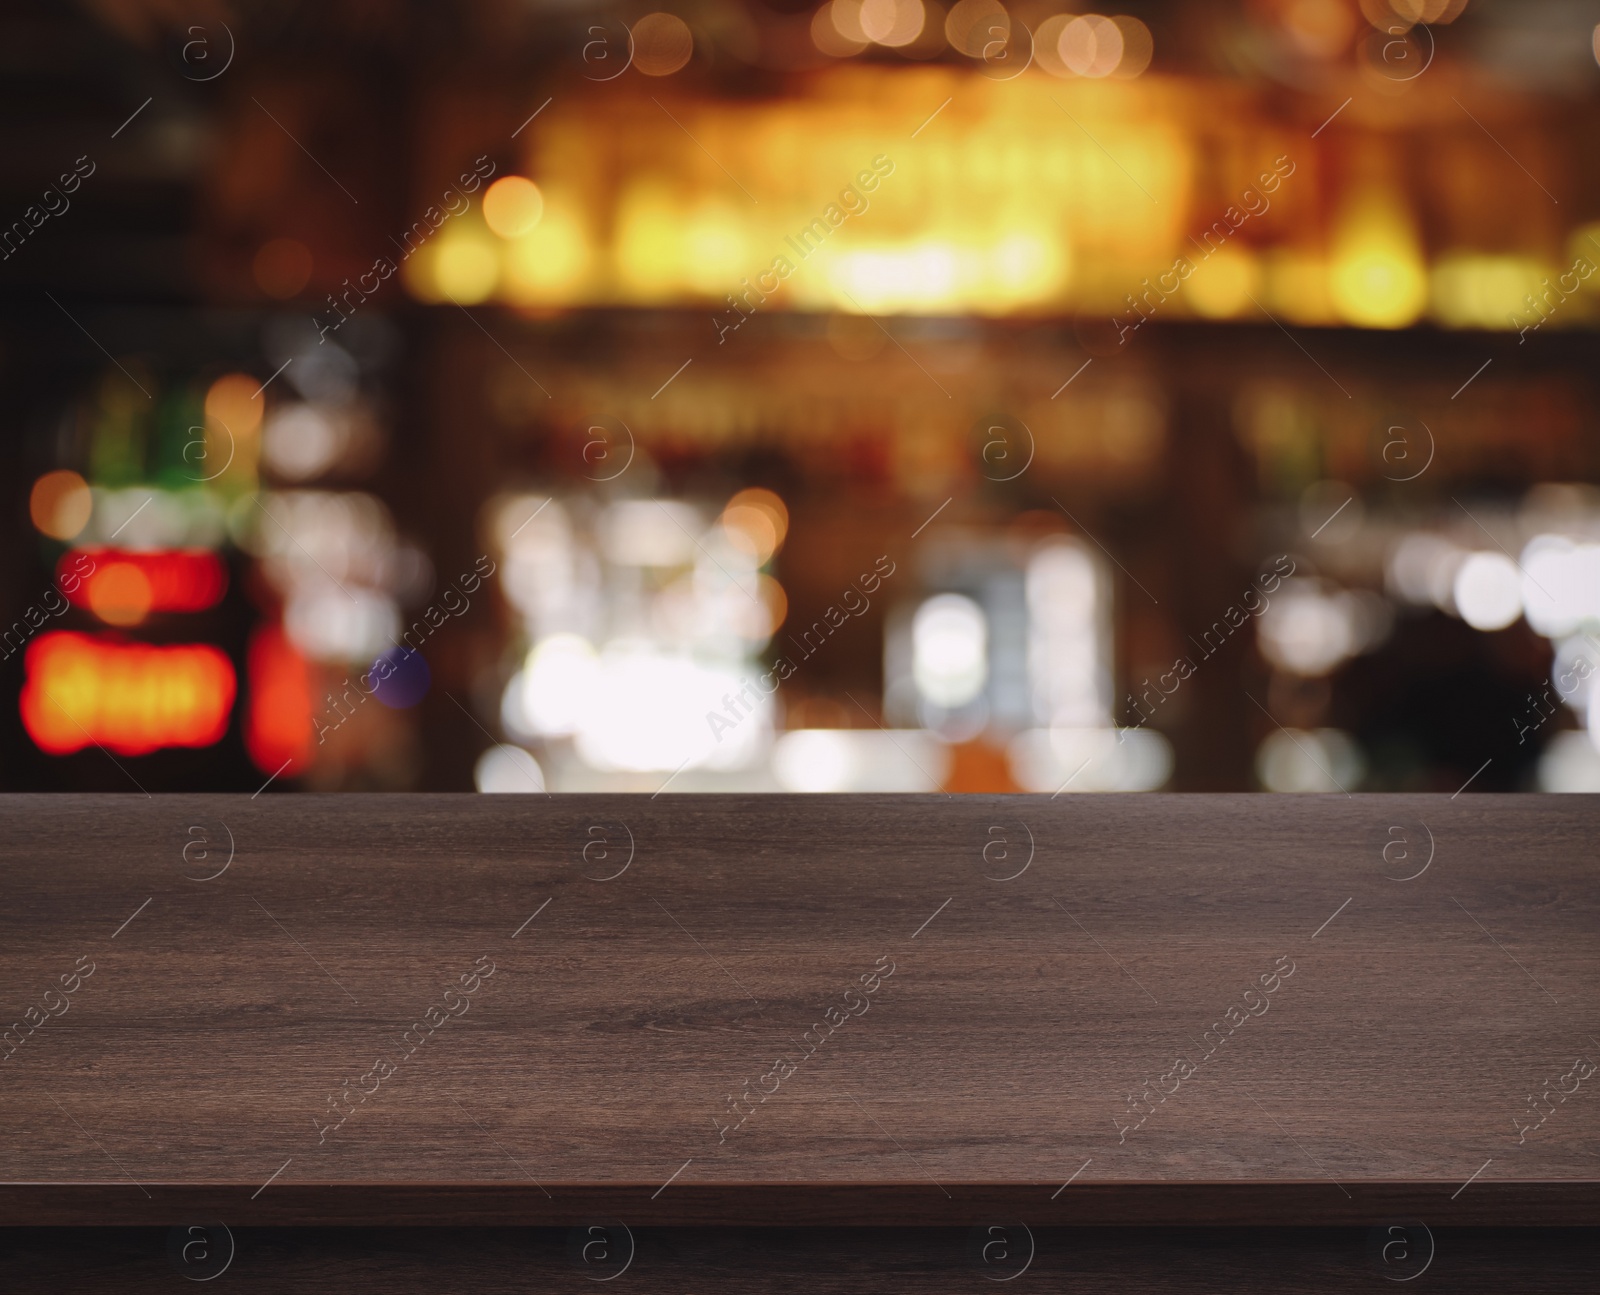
[1453,552,1523,630]
[912,593,988,708]
[772,729,949,792]
[518,634,601,737]
[1007,727,1173,792]
[1026,540,1110,727]
[1257,583,1356,676]
[1520,536,1600,638]
[1386,533,1462,608]
[1256,728,1365,793]
[573,645,768,773]
[474,744,546,793]
[1540,730,1600,791]
[284,584,399,662]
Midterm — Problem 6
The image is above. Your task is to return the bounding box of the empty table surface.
[0,794,1595,1225]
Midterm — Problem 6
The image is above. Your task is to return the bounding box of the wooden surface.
[1,793,1596,1226]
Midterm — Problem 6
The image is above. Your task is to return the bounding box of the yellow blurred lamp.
[1329,191,1427,328]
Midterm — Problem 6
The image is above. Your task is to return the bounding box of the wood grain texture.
[0,793,1596,1226]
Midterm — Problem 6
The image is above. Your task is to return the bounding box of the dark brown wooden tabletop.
[1,793,1596,1227]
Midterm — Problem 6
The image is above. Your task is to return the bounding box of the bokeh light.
[1453,552,1523,631]
[371,646,431,709]
[205,373,266,439]
[501,195,594,302]
[1284,0,1356,58]
[814,1,867,54]
[632,12,695,75]
[21,633,236,756]
[1060,15,1123,78]
[1110,15,1153,77]
[720,487,789,563]
[429,228,500,303]
[15,0,1600,806]
[66,550,227,619]
[84,561,152,627]
[483,176,544,238]
[860,0,925,47]
[1256,728,1365,793]
[1329,193,1428,328]
[912,593,988,708]
[30,470,92,541]
[517,634,601,737]
[475,743,546,792]
[944,0,1007,57]
[245,624,313,777]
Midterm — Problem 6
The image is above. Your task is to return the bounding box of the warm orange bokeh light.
[62,549,229,618]
[85,562,153,627]
[21,633,236,756]
[245,623,313,776]
[483,176,545,238]
[30,470,92,541]
[722,487,789,562]
[205,372,266,438]
[760,573,788,633]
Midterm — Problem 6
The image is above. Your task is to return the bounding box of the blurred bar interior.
[4,0,1600,794]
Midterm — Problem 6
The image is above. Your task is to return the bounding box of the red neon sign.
[58,549,228,624]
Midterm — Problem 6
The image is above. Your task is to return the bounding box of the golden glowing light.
[431,227,500,303]
[1431,255,1548,329]
[483,176,545,238]
[1187,247,1261,319]
[615,181,688,302]
[683,200,751,294]
[30,470,92,541]
[1329,192,1428,328]
[427,70,1233,318]
[502,199,594,303]
[825,242,961,313]
[1264,249,1336,325]
[986,228,1067,306]
[632,12,694,75]
[1569,222,1600,266]
[205,372,265,439]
